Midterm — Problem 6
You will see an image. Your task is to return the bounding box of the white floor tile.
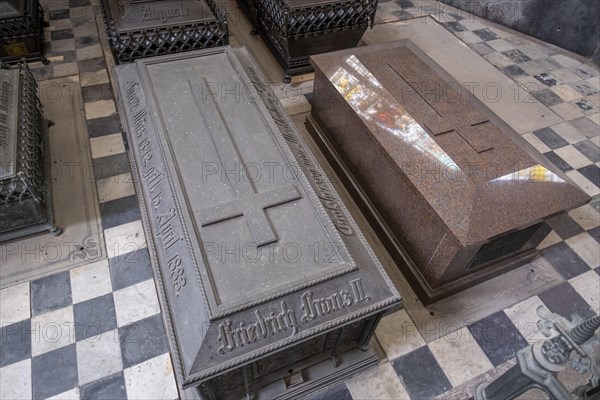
[566,170,600,197]
[47,387,80,400]
[70,259,113,304]
[569,270,600,313]
[0,282,30,325]
[97,172,136,203]
[85,99,116,120]
[550,122,587,144]
[104,220,147,260]
[554,146,591,169]
[504,296,549,344]
[124,353,178,400]
[428,327,493,387]
[375,309,426,360]
[569,203,600,230]
[0,359,32,400]
[77,329,123,385]
[537,230,562,250]
[113,279,160,327]
[566,232,599,268]
[346,362,410,400]
[523,132,551,153]
[90,133,126,159]
[31,306,76,356]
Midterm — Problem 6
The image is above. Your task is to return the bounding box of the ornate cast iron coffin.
[0,63,60,241]
[307,40,591,304]
[0,0,46,64]
[115,46,401,399]
[100,0,228,64]
[236,0,377,82]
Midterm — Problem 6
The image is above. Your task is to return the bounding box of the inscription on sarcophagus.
[114,47,401,399]
[307,40,590,304]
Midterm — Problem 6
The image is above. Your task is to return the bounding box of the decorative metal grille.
[0,0,46,63]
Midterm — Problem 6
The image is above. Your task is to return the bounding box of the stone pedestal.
[0,0,46,64]
[114,46,400,399]
[0,63,60,241]
[236,0,377,82]
[307,40,590,304]
[100,0,228,63]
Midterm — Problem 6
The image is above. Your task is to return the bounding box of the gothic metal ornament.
[0,0,49,64]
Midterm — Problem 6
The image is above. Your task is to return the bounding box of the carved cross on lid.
[424,118,494,154]
[189,79,301,247]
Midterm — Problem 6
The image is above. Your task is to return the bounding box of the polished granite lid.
[0,68,19,181]
[115,46,400,387]
[310,40,590,245]
[109,0,215,32]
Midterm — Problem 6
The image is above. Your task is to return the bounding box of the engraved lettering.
[156,208,183,252]
[141,2,189,23]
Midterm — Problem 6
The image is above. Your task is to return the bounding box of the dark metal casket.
[237,0,377,82]
[0,0,46,64]
[114,46,401,399]
[100,0,228,63]
[0,64,59,241]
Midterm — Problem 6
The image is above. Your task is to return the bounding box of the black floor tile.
[74,293,118,341]
[109,248,155,291]
[92,153,131,180]
[70,0,91,6]
[305,383,352,400]
[578,165,600,187]
[501,49,532,64]
[570,117,600,138]
[468,311,529,367]
[444,21,467,32]
[472,28,500,41]
[533,89,563,107]
[80,372,127,400]
[119,314,169,369]
[533,73,560,87]
[31,344,78,400]
[50,29,74,41]
[391,346,451,399]
[448,12,465,20]
[76,35,100,49]
[48,9,70,20]
[545,214,585,240]
[51,50,76,62]
[391,10,414,19]
[30,271,72,316]
[573,98,598,114]
[544,151,573,172]
[100,195,141,230]
[541,242,591,279]
[538,282,596,320]
[86,115,122,138]
[0,320,31,368]
[533,127,569,150]
[79,57,106,73]
[588,226,600,243]
[396,0,414,9]
[570,81,599,97]
[82,83,114,103]
[573,140,600,163]
[503,65,527,77]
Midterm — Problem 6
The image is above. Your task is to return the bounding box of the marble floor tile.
[73,293,117,341]
[538,282,596,320]
[565,232,600,268]
[541,242,591,279]
[392,346,451,399]
[533,127,569,149]
[108,249,154,292]
[31,272,72,316]
[486,38,514,52]
[84,99,116,119]
[77,44,103,60]
[0,359,32,400]
[532,89,563,107]
[53,62,79,77]
[467,311,528,367]
[552,68,586,84]
[568,270,600,312]
[104,220,147,260]
[455,31,483,45]
[544,150,573,172]
[90,132,126,159]
[80,69,110,87]
[568,203,600,230]
[427,327,493,387]
[518,60,548,76]
[97,172,136,203]
[0,320,31,368]
[113,279,160,327]
[123,353,178,400]
[537,230,562,250]
[86,114,122,137]
[375,309,426,360]
[0,282,31,325]
[550,121,588,144]
[79,372,127,400]
[545,213,585,239]
[346,362,410,400]
[119,314,168,368]
[52,39,76,53]
[551,54,583,68]
[46,387,80,399]
[483,52,515,68]
[570,116,600,138]
[503,64,527,77]
[550,102,585,121]
[31,306,75,357]
[305,383,352,400]
[503,296,549,344]
[92,152,130,180]
[100,195,142,230]
[566,169,600,197]
[32,344,78,400]
[554,145,592,169]
[522,132,551,153]
[551,84,584,102]
[77,329,123,385]
[70,259,112,304]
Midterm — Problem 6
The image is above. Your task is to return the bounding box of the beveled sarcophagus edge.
[114,45,401,392]
[306,39,590,304]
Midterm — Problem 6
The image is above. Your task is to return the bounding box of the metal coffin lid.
[0,68,19,181]
[109,0,216,32]
[115,46,400,386]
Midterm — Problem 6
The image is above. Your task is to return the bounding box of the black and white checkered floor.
[0,0,598,399]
